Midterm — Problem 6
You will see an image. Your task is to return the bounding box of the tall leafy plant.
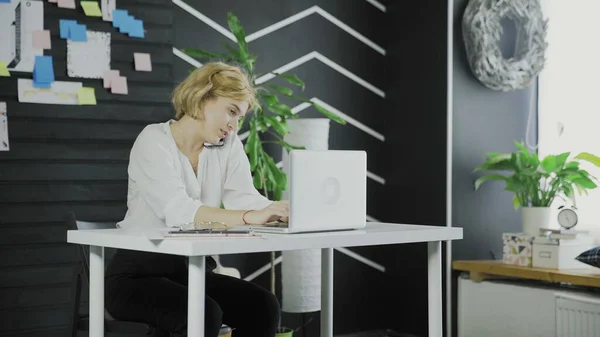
[474,141,600,209]
[183,12,346,201]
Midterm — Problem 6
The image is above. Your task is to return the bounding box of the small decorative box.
[502,233,536,267]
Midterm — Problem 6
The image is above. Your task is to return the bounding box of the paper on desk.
[67,31,110,79]
[0,0,44,73]
[18,78,83,105]
[0,102,8,151]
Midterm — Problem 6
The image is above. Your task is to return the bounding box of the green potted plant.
[182,12,346,336]
[473,141,600,235]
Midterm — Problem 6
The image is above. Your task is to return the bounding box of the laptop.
[248,149,367,234]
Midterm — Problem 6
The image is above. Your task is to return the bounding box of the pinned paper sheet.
[134,53,152,71]
[111,76,128,95]
[33,56,55,88]
[101,0,116,21]
[78,87,97,105]
[33,30,51,49]
[0,102,8,151]
[67,31,110,79]
[0,62,10,77]
[18,78,83,105]
[81,1,102,17]
[57,0,76,9]
[103,69,120,88]
[0,0,44,72]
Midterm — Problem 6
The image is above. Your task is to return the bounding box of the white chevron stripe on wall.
[173,48,386,141]
[255,51,385,98]
[174,47,385,98]
[173,0,386,55]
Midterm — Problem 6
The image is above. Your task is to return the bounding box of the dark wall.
[0,0,173,335]
[0,0,455,336]
[451,0,536,336]
[451,0,536,262]
[174,1,447,337]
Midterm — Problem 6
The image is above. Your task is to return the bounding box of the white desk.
[67,222,462,337]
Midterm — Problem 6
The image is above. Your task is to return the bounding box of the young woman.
[104,62,289,337]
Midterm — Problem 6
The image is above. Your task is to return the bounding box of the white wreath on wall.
[462,0,549,92]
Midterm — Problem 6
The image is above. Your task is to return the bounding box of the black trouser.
[105,249,280,337]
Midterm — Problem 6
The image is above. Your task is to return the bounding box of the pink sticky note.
[103,69,120,88]
[57,0,76,9]
[134,53,152,72]
[111,76,128,95]
[33,30,51,49]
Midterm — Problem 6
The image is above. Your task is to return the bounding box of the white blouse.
[116,121,272,230]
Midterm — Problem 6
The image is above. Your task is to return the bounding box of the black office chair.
[65,212,169,337]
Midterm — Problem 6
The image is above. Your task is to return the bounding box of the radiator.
[555,293,600,337]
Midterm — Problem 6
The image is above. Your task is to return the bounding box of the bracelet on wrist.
[242,210,252,224]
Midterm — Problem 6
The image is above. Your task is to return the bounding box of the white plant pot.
[521,207,551,236]
[280,118,330,313]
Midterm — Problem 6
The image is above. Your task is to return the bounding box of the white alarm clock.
[557,205,578,230]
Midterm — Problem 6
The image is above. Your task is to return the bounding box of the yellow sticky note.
[81,1,103,17]
[78,87,97,105]
[0,62,10,77]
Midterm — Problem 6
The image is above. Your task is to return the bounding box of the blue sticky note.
[0,0,11,3]
[59,19,77,39]
[128,19,144,38]
[69,24,88,42]
[112,9,129,28]
[118,15,134,34]
[33,56,55,88]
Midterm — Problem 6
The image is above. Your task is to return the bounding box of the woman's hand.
[244,201,289,225]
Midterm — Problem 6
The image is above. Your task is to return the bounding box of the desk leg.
[188,256,206,337]
[428,241,442,337]
[89,246,104,337]
[321,248,334,337]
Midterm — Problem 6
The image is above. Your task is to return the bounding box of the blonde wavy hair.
[171,62,259,120]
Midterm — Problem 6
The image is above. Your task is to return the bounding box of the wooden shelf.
[453,260,600,288]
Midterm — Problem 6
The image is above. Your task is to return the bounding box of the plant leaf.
[269,84,293,97]
[541,155,557,173]
[474,174,507,190]
[260,92,279,106]
[273,73,305,91]
[572,176,597,189]
[266,116,289,136]
[244,122,260,170]
[268,103,294,118]
[513,195,521,210]
[555,152,570,168]
[226,12,252,72]
[312,102,346,125]
[575,152,600,168]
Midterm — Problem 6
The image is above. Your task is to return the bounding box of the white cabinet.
[457,274,600,337]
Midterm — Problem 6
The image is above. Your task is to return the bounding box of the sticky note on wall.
[78,87,97,105]
[81,1,103,17]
